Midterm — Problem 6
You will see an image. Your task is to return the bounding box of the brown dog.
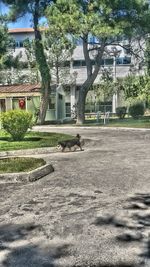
[58,134,84,152]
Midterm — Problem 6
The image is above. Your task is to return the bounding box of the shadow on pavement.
[93,192,150,266]
[0,223,71,267]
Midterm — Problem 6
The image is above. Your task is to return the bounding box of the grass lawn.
[0,157,46,173]
[0,131,73,151]
[84,116,150,128]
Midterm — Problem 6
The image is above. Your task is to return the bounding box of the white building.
[3,28,139,121]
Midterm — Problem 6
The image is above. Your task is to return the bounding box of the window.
[65,103,71,117]
[58,94,63,100]
[104,58,114,65]
[73,60,81,67]
[15,40,26,48]
[12,97,26,110]
[116,57,131,65]
[15,41,20,48]
[81,60,86,66]
[64,61,70,67]
[48,97,55,109]
[19,41,24,47]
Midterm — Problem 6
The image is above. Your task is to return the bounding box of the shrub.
[129,102,145,119]
[1,110,33,141]
[116,106,127,119]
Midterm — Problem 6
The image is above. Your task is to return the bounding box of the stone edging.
[0,163,54,183]
[0,147,56,157]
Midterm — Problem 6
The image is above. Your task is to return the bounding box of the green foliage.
[46,0,150,124]
[129,101,145,119]
[91,68,115,104]
[43,33,75,84]
[0,24,10,60]
[116,106,127,119]
[46,0,150,39]
[2,0,150,124]
[122,75,142,99]
[2,0,53,20]
[0,157,46,173]
[1,110,33,141]
[2,0,53,124]
[0,131,73,151]
[145,37,150,75]
[122,74,150,107]
[0,53,27,70]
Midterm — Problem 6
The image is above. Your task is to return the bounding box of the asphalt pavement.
[0,126,150,267]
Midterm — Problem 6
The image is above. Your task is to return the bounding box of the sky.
[0,2,34,29]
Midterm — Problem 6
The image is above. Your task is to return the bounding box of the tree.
[0,15,16,84]
[0,15,10,61]
[43,33,75,84]
[2,0,53,124]
[24,34,75,85]
[86,68,115,113]
[145,36,150,76]
[95,68,115,110]
[46,0,150,124]
[122,74,150,108]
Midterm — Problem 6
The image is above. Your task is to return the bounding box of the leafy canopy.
[122,75,150,104]
[2,0,53,20]
[46,0,150,41]
[0,15,11,61]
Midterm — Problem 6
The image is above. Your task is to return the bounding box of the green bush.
[116,106,127,119]
[129,102,145,119]
[1,110,33,141]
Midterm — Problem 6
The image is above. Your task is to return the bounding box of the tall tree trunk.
[34,40,51,124]
[76,89,87,125]
[33,0,51,124]
[76,38,106,124]
[77,72,100,124]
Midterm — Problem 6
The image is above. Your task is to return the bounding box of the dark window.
[58,94,63,100]
[104,58,114,65]
[116,57,131,65]
[91,59,104,66]
[48,98,55,109]
[123,57,131,64]
[64,61,70,67]
[89,36,95,44]
[73,60,81,67]
[65,102,71,117]
[73,59,105,67]
[15,41,20,48]
[81,60,86,66]
[19,41,24,47]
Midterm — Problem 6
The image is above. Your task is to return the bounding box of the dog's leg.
[61,146,65,152]
[73,146,77,152]
[79,145,84,151]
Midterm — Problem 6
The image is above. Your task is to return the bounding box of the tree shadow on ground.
[0,223,71,267]
[93,193,150,265]
[127,193,150,262]
[0,222,140,267]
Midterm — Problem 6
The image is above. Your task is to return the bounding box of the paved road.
[0,127,150,267]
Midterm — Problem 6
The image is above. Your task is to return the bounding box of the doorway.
[0,99,6,112]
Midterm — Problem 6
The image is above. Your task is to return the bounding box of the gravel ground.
[0,126,150,267]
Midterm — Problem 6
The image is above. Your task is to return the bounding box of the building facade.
[0,28,140,121]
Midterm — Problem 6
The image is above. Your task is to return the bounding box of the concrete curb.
[33,125,150,131]
[0,147,56,157]
[0,163,54,183]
